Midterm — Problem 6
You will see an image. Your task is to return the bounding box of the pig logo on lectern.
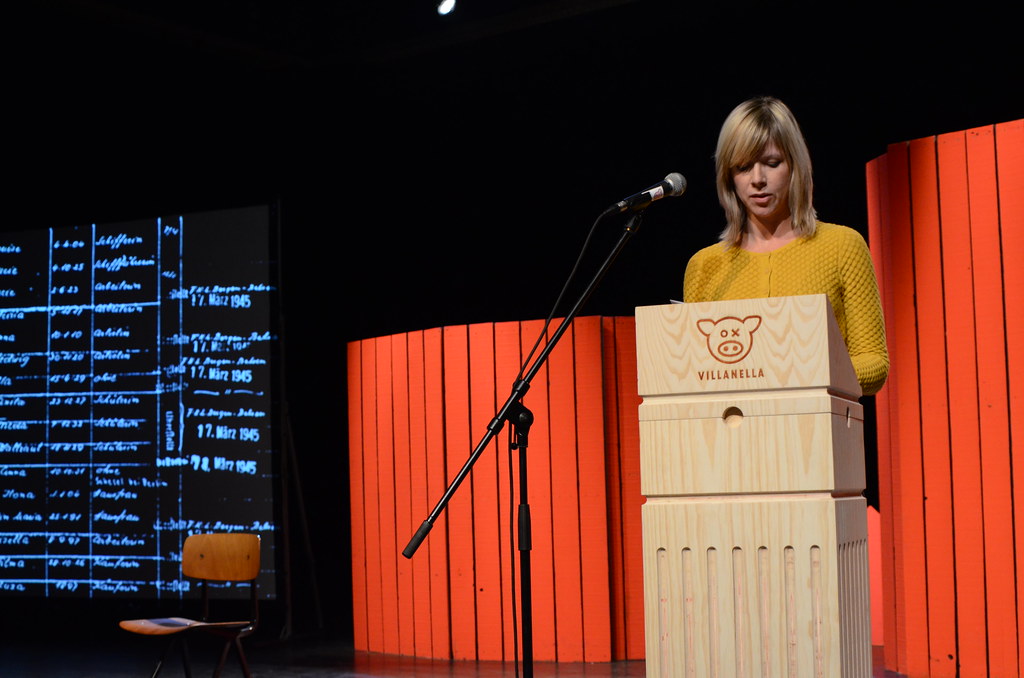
[697,315,762,364]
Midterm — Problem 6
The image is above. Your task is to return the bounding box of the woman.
[683,96,889,396]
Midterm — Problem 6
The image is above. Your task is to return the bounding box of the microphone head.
[664,172,687,197]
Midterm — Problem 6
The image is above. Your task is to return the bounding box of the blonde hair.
[715,96,817,246]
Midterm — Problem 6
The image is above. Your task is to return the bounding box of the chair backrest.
[181,533,261,582]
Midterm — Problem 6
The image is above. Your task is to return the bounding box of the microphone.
[612,172,687,213]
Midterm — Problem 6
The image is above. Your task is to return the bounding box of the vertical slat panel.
[869,118,1022,678]
[346,316,647,662]
[443,324,477,660]
[347,340,369,652]
[866,154,899,663]
[361,338,385,653]
[375,334,400,655]
[613,316,645,659]
[885,140,930,677]
[406,330,434,657]
[548,319,585,662]
[493,321,523,661]
[391,333,416,657]
[909,136,958,676]
[573,316,612,662]
[601,317,628,660]
[937,130,988,678]
[520,318,558,661]
[965,124,1016,677]
[423,327,451,658]
[994,119,1024,678]
[469,322,503,660]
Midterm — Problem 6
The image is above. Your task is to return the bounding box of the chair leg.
[233,638,253,678]
[180,637,193,678]
[213,639,231,678]
[212,637,251,678]
[150,636,191,678]
[150,638,171,678]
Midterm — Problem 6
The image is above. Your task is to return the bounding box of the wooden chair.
[119,532,261,678]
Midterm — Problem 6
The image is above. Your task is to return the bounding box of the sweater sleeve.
[839,230,889,395]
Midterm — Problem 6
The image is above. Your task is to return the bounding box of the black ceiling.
[21,0,647,70]
[10,0,1024,337]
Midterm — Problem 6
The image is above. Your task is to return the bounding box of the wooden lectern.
[635,295,871,678]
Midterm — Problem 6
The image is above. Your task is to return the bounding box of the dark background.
[6,0,1023,647]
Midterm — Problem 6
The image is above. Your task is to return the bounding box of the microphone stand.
[403,206,645,677]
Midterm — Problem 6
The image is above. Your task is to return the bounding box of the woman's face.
[731,142,792,228]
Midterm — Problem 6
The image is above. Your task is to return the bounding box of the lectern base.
[642,495,871,678]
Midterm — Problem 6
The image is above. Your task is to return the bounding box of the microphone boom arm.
[402,208,645,559]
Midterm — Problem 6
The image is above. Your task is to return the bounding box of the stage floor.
[2,634,904,677]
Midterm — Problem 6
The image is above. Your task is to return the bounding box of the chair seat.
[120,617,253,636]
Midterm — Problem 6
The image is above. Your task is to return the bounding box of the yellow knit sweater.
[683,221,889,395]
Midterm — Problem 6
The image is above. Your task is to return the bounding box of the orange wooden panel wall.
[866,119,1023,678]
[602,316,645,660]
[346,317,645,661]
[346,340,367,652]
